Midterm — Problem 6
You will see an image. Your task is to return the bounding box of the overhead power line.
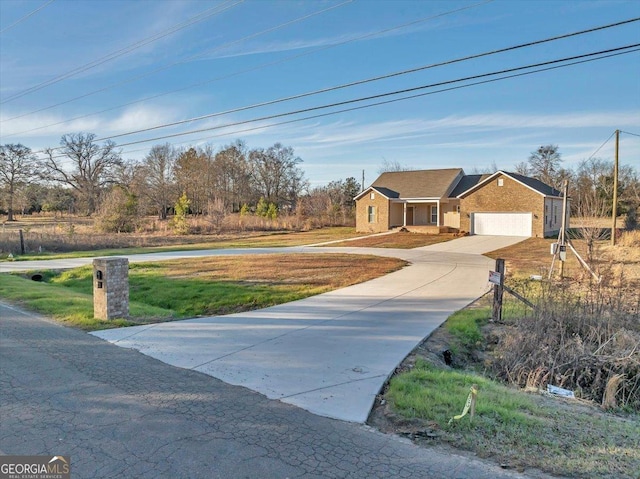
[117,48,639,156]
[0,0,55,35]
[1,0,495,138]
[621,130,640,138]
[0,0,243,104]
[0,0,353,119]
[39,44,639,157]
[586,131,617,161]
[88,15,640,143]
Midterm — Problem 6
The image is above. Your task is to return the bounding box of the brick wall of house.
[355,190,391,233]
[459,173,546,237]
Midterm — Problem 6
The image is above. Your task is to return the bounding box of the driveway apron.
[91,236,526,423]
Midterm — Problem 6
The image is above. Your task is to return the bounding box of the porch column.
[403,202,407,226]
[436,200,440,227]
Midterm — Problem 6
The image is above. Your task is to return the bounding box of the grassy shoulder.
[381,359,638,478]
[0,253,406,331]
[371,296,639,478]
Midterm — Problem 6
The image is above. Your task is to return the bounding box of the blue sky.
[1,0,639,187]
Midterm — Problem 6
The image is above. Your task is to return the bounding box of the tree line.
[0,133,360,231]
[0,136,638,231]
[515,144,639,225]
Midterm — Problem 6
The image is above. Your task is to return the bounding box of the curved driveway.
[85,235,526,423]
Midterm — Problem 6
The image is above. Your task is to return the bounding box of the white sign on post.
[488,271,502,285]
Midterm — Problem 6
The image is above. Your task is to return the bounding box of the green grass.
[445,291,536,357]
[386,359,640,478]
[0,256,364,330]
[445,308,488,354]
[0,273,170,330]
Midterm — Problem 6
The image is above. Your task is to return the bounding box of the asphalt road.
[0,302,549,478]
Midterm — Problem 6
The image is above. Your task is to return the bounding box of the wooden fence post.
[19,229,25,255]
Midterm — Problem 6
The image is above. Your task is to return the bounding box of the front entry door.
[406,207,414,226]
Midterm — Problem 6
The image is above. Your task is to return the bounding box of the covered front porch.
[389,199,460,231]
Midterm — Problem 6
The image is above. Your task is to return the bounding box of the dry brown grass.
[618,230,640,248]
[158,253,407,288]
[598,231,640,284]
[485,235,640,284]
[0,213,360,256]
[483,233,640,410]
[484,237,592,278]
[602,374,626,410]
[329,231,454,249]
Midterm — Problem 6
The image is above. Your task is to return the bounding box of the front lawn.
[0,253,406,331]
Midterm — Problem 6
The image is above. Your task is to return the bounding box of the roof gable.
[449,174,491,197]
[456,171,562,198]
[505,172,563,196]
[370,168,464,199]
[353,185,399,201]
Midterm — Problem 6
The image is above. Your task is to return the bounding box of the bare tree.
[572,158,613,262]
[377,158,410,174]
[137,143,177,219]
[249,143,306,210]
[212,140,251,212]
[297,177,360,226]
[528,145,562,187]
[0,144,38,221]
[174,147,210,215]
[41,133,123,215]
[514,161,529,176]
[469,161,499,175]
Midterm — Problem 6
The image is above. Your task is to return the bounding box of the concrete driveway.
[90,235,526,423]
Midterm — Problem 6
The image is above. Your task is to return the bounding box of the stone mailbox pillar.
[93,257,129,320]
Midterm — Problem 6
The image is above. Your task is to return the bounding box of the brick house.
[355,169,566,237]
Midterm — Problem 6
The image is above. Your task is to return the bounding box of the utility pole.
[611,129,619,246]
[361,169,365,192]
[548,179,600,282]
[559,180,568,278]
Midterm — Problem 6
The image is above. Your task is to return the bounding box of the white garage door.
[472,212,532,236]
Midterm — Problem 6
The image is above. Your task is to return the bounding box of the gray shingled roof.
[454,171,563,197]
[371,168,463,198]
[505,172,562,196]
[371,186,400,198]
[448,174,490,197]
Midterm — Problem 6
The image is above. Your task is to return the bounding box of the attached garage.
[457,171,565,238]
[471,212,532,237]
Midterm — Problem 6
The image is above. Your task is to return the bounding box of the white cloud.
[427,112,640,130]
[268,111,640,150]
[0,111,101,140]
[104,105,181,134]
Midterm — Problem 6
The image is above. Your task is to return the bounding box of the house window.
[368,205,376,223]
[498,178,504,187]
[370,192,375,200]
[431,205,438,223]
